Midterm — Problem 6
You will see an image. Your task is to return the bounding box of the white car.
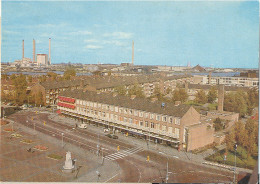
[78,124,87,129]
[104,128,110,133]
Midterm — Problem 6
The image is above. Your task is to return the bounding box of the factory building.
[37,54,48,66]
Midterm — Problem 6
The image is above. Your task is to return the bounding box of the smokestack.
[132,40,134,65]
[22,40,24,59]
[218,84,224,112]
[33,39,35,63]
[49,38,51,65]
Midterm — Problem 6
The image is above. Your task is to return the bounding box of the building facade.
[37,54,48,66]
[56,89,215,151]
[192,75,259,87]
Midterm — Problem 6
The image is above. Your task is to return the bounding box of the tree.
[247,88,259,115]
[39,75,47,83]
[35,91,44,106]
[128,84,144,98]
[213,117,224,132]
[195,89,207,104]
[12,74,28,105]
[47,72,57,81]
[224,91,248,117]
[64,67,76,80]
[27,75,33,83]
[225,131,235,151]
[234,121,248,147]
[115,85,127,96]
[151,85,165,101]
[172,89,188,103]
[207,87,217,103]
[1,74,8,80]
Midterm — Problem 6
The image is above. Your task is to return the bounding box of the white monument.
[63,151,74,172]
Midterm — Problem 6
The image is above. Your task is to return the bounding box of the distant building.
[192,75,259,87]
[37,54,48,66]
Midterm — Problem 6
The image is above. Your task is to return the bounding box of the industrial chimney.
[49,38,51,65]
[132,40,134,65]
[22,40,24,59]
[33,39,35,63]
[218,84,224,112]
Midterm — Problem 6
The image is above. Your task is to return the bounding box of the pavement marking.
[105,147,144,161]
[104,173,119,183]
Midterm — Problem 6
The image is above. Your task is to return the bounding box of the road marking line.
[105,153,128,159]
[104,173,119,183]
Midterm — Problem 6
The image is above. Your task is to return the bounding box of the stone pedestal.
[62,151,74,173]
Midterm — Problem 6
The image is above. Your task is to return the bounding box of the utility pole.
[233,144,237,183]
[159,152,169,183]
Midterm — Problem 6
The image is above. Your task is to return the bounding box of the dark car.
[105,134,118,139]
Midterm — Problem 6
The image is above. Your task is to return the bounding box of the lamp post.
[233,144,237,183]
[159,152,169,183]
[61,133,64,147]
[34,122,36,133]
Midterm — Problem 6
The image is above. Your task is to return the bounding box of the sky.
[2,1,259,68]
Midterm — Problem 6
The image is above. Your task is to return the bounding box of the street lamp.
[61,133,64,147]
[34,122,36,134]
[101,147,108,165]
[159,152,169,183]
[233,144,237,183]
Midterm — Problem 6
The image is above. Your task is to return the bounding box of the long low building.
[30,74,192,105]
[57,89,215,151]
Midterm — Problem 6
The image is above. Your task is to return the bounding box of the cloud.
[3,30,20,35]
[103,32,133,39]
[84,39,98,43]
[85,45,103,49]
[68,30,92,35]
[103,40,125,46]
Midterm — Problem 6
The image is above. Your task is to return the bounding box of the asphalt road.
[8,110,235,183]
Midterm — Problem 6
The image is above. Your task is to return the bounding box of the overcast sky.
[2,1,259,68]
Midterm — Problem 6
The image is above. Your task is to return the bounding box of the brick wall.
[187,123,214,151]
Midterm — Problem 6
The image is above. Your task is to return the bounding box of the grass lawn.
[205,146,258,170]
[47,154,63,160]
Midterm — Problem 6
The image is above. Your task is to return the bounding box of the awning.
[58,96,75,104]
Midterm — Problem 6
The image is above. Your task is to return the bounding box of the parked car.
[105,134,118,139]
[78,124,87,129]
[104,128,110,133]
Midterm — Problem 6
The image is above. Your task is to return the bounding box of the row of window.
[75,102,181,125]
[70,106,180,137]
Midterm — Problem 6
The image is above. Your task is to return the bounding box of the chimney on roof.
[151,97,158,103]
[130,95,136,100]
[175,101,181,106]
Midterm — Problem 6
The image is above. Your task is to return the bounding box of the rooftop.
[59,89,193,117]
